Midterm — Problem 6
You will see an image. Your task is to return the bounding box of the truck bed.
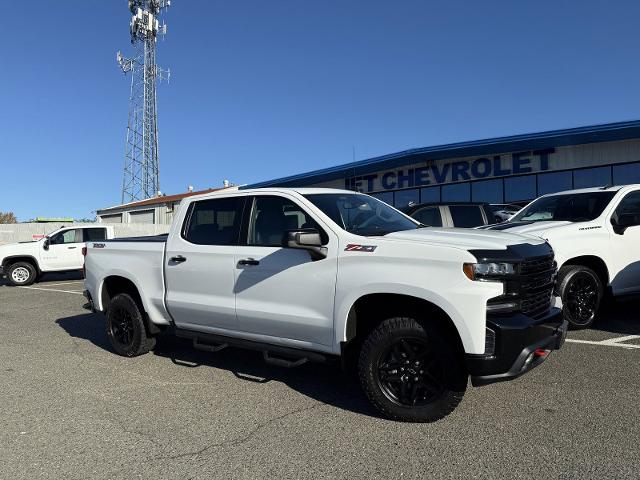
[103,234,168,243]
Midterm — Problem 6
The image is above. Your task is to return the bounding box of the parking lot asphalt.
[1,274,639,480]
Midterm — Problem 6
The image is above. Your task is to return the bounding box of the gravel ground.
[1,274,639,480]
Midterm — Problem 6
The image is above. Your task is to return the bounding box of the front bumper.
[466,307,567,387]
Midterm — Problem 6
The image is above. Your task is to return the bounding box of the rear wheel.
[558,265,603,330]
[358,317,467,422]
[106,293,156,357]
[7,262,37,286]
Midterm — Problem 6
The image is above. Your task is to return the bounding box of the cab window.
[247,196,326,247]
[50,229,79,245]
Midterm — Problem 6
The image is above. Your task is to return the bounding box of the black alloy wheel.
[106,293,156,357]
[358,317,467,422]
[559,265,603,329]
[109,305,136,348]
[377,337,445,407]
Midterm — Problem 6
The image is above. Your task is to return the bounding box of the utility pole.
[117,0,171,203]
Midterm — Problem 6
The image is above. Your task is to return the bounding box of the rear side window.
[84,228,107,241]
[411,207,442,227]
[183,197,244,245]
[449,205,485,228]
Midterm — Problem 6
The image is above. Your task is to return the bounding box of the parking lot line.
[566,336,640,350]
[18,286,84,295]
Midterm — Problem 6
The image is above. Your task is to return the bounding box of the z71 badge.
[344,244,377,252]
[92,243,106,248]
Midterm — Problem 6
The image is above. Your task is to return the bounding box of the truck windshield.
[304,193,420,236]
[510,191,616,223]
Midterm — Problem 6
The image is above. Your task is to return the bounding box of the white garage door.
[129,210,155,224]
[100,214,122,224]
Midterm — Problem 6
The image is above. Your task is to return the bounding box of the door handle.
[238,258,260,266]
[68,246,77,249]
[169,255,187,263]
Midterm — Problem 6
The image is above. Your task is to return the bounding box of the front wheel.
[558,265,603,330]
[7,262,37,286]
[358,317,467,422]
[106,293,156,357]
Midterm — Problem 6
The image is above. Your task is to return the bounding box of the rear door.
[233,194,338,347]
[40,228,85,270]
[164,196,245,331]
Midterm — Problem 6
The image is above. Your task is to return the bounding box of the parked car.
[490,203,522,222]
[481,184,640,329]
[84,188,566,422]
[0,226,114,286]
[404,202,498,228]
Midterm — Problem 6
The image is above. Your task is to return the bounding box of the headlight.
[463,262,517,281]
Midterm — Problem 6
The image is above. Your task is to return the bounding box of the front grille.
[519,254,556,318]
[521,290,553,318]
[520,254,555,275]
[487,253,557,319]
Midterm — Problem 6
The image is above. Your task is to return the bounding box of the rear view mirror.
[283,229,327,260]
[612,213,640,235]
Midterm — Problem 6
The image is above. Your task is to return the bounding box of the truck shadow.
[55,313,377,419]
[594,296,640,335]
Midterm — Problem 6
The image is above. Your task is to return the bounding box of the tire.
[558,265,603,330]
[106,293,156,357]
[7,262,37,286]
[358,317,467,423]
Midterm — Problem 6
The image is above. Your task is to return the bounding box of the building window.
[504,175,536,202]
[573,166,611,189]
[370,191,394,205]
[613,162,640,186]
[472,179,503,203]
[420,186,440,203]
[441,183,470,202]
[394,189,420,209]
[537,171,573,195]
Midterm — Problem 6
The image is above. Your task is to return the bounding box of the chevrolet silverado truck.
[481,184,640,329]
[0,225,114,286]
[84,188,566,422]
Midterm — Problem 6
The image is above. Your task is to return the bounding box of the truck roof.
[188,187,360,201]
[541,184,639,197]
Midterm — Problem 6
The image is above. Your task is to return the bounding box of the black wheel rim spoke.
[111,307,134,346]
[376,337,445,407]
[565,273,599,325]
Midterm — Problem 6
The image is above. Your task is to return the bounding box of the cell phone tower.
[117,0,171,203]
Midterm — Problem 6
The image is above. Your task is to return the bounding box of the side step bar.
[173,328,334,368]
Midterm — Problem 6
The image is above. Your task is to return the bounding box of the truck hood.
[382,227,545,251]
[484,221,573,237]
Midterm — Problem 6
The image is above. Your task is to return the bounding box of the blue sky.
[1,0,640,220]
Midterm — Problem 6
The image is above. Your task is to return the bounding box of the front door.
[40,228,84,270]
[234,195,338,347]
[609,190,640,294]
[164,196,245,332]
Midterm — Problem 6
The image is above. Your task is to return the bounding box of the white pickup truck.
[0,225,114,286]
[482,184,640,329]
[84,188,567,422]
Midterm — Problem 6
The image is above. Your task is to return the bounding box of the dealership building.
[244,120,640,208]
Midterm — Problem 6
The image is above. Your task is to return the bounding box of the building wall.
[97,201,182,225]
[310,139,640,207]
[0,223,170,245]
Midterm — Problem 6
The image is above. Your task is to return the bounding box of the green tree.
[0,211,17,224]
